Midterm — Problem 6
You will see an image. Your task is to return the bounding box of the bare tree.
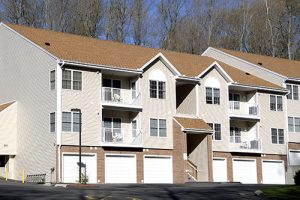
[132,0,150,45]
[105,0,132,42]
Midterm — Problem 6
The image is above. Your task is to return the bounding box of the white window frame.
[206,87,220,105]
[230,127,241,143]
[62,111,81,132]
[286,84,299,100]
[149,80,166,99]
[208,123,222,141]
[102,78,122,101]
[288,117,300,133]
[50,70,56,90]
[271,128,284,144]
[50,112,55,132]
[62,69,82,91]
[270,95,283,111]
[149,118,167,137]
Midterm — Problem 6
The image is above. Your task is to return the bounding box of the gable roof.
[174,117,212,132]
[2,23,283,90]
[218,61,284,90]
[0,102,14,112]
[217,48,300,79]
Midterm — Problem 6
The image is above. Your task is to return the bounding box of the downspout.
[56,60,64,182]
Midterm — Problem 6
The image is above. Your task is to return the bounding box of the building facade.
[0,23,299,184]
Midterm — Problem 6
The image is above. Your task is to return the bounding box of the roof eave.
[60,60,143,75]
[183,128,213,134]
[230,83,288,94]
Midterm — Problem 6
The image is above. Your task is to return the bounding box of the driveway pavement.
[0,181,278,200]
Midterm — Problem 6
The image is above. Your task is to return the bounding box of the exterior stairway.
[187,160,198,182]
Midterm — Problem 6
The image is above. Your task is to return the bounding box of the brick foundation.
[213,151,287,183]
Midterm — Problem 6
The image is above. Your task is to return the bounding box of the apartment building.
[203,48,300,184]
[0,23,299,184]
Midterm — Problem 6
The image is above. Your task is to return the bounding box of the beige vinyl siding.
[141,60,176,149]
[0,25,57,181]
[176,85,197,115]
[0,102,17,155]
[203,48,285,86]
[187,135,209,181]
[61,70,101,146]
[287,99,300,143]
[199,68,230,152]
[258,92,287,154]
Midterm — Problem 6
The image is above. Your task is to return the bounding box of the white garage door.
[105,154,136,183]
[262,160,285,184]
[213,158,227,182]
[144,156,173,183]
[233,159,257,184]
[289,151,300,165]
[63,154,97,183]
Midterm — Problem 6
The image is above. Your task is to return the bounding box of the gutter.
[183,128,214,134]
[176,76,200,83]
[59,60,143,75]
[229,83,288,94]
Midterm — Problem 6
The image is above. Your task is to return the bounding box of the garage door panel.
[105,155,136,183]
[213,158,227,182]
[144,156,173,183]
[262,160,285,184]
[233,159,257,184]
[63,154,97,183]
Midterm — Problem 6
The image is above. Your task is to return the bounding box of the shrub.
[294,170,300,185]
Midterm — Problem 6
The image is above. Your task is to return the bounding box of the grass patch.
[262,186,300,199]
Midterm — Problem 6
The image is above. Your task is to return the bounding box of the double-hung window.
[208,123,221,140]
[150,118,167,137]
[50,70,55,90]
[288,117,300,132]
[271,128,284,144]
[50,112,55,132]
[270,95,283,111]
[206,87,220,104]
[149,80,166,99]
[287,84,299,100]
[62,70,82,90]
[62,111,81,132]
[230,127,241,143]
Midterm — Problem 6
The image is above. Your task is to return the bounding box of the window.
[73,71,82,90]
[62,70,82,90]
[103,78,121,101]
[50,70,55,90]
[50,113,55,132]
[62,111,81,132]
[288,117,300,132]
[288,117,295,132]
[206,87,220,104]
[295,118,300,132]
[230,127,241,143]
[62,70,72,89]
[271,128,284,144]
[132,120,137,137]
[270,95,283,111]
[286,84,299,100]
[149,80,166,99]
[209,123,221,140]
[150,118,167,137]
[103,117,121,142]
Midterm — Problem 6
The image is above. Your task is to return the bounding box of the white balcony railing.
[229,101,259,116]
[102,128,143,147]
[102,87,141,106]
[230,137,261,152]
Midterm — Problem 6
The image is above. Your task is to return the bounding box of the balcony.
[101,128,143,148]
[101,87,142,111]
[229,101,260,120]
[230,137,261,153]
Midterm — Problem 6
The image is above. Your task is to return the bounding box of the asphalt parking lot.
[0,181,279,200]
